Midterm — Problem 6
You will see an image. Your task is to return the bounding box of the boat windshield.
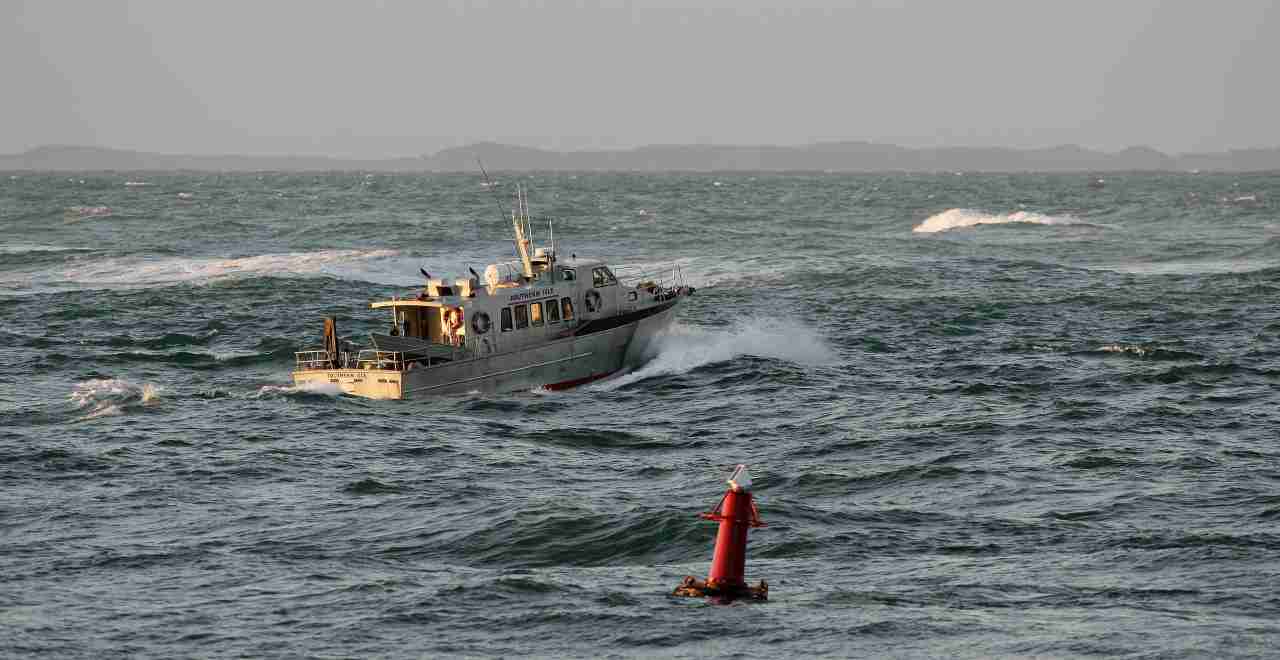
[592,267,617,287]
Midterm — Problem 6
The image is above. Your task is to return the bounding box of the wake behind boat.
[292,186,693,398]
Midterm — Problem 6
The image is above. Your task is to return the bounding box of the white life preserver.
[471,311,492,334]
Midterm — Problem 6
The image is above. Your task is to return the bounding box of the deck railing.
[295,349,405,371]
[295,347,470,372]
[355,349,409,371]
[295,350,343,370]
[613,262,687,290]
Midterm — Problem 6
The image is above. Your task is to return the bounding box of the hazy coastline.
[5,141,1279,173]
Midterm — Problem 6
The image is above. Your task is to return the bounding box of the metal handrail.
[615,263,684,289]
[356,349,407,371]
[296,343,473,372]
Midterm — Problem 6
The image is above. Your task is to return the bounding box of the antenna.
[548,216,556,282]
[511,183,534,279]
[477,157,509,230]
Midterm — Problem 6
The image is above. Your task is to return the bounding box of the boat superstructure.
[292,186,692,398]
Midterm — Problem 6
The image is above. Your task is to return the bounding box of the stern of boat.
[292,350,405,399]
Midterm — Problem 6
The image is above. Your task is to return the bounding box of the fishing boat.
[292,186,693,398]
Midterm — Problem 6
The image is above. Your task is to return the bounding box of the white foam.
[66,206,113,219]
[254,381,344,398]
[1099,344,1154,357]
[613,257,788,290]
[58,248,412,289]
[0,244,93,255]
[913,208,1085,234]
[207,349,259,362]
[594,318,837,390]
[70,379,160,419]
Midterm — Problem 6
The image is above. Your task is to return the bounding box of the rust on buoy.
[673,464,768,602]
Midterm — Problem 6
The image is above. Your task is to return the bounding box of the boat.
[292,185,694,398]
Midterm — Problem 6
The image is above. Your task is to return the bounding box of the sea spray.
[69,378,161,419]
[597,318,837,390]
[253,381,345,399]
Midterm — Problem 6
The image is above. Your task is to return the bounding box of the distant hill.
[0,145,431,173]
[3,142,1279,173]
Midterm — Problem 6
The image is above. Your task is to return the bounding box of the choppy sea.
[2,171,1279,658]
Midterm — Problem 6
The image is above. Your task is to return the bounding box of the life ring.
[585,290,602,312]
[471,311,491,334]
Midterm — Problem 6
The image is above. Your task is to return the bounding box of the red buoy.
[673,465,768,601]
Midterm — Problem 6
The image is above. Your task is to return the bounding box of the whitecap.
[913,208,1089,234]
[66,206,113,219]
[70,378,161,419]
[58,248,411,289]
[0,244,93,255]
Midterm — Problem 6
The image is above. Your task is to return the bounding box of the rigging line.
[476,157,521,261]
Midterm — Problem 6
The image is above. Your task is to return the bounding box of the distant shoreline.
[3,141,1279,173]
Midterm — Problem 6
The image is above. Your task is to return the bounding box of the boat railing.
[296,350,337,370]
[296,349,410,371]
[614,262,687,290]
[355,349,410,371]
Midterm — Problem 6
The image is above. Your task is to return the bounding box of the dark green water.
[2,171,1279,658]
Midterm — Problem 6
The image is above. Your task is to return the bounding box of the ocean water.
[2,171,1279,658]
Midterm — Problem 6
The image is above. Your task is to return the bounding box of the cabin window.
[592,267,617,287]
[544,299,560,324]
[500,307,513,332]
[561,268,576,281]
[514,304,529,329]
[530,300,544,326]
[561,297,574,321]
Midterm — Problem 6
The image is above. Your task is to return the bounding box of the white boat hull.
[293,301,678,398]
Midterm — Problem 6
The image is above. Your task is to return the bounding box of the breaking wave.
[595,318,837,390]
[0,244,95,255]
[70,378,161,419]
[913,208,1091,234]
[57,249,412,289]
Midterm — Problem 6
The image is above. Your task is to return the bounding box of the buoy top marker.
[727,464,752,492]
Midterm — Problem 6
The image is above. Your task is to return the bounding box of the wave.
[913,208,1092,234]
[0,244,96,256]
[64,206,113,220]
[594,318,837,390]
[253,382,344,399]
[99,347,294,370]
[69,378,161,419]
[343,478,406,495]
[1104,260,1278,276]
[611,257,788,290]
[1075,343,1203,361]
[55,249,412,289]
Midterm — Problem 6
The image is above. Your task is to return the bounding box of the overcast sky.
[3,0,1277,157]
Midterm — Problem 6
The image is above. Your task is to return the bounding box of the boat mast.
[512,184,535,279]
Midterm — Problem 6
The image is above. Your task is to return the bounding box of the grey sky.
[4,0,1276,157]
